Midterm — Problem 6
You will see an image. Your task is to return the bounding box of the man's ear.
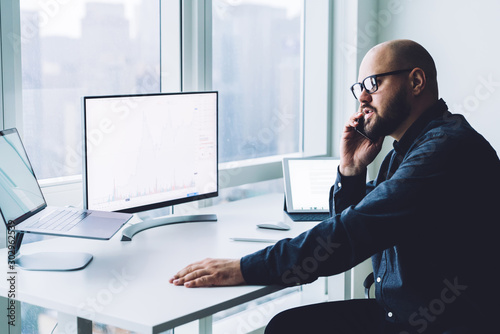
[410,68,426,96]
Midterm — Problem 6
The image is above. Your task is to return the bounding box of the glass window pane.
[20,1,160,179]
[212,0,303,163]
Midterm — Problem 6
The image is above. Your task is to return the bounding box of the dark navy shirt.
[241,99,500,329]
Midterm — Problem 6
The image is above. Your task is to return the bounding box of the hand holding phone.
[340,112,383,176]
[355,115,375,142]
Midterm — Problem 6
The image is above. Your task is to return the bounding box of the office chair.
[363,272,375,299]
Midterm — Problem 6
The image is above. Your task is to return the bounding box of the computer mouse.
[256,221,291,231]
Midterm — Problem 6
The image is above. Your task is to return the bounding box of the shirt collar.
[393,98,448,154]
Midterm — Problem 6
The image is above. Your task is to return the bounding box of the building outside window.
[20,1,160,180]
[212,0,302,163]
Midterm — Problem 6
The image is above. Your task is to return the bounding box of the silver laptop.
[0,128,132,240]
[282,157,339,221]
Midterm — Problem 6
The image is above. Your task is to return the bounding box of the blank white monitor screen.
[83,92,218,213]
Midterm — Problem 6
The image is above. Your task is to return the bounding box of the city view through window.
[20,0,303,180]
[21,1,160,180]
[212,0,303,163]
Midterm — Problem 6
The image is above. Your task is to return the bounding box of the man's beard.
[365,87,411,140]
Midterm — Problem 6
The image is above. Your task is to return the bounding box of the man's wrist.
[339,165,365,177]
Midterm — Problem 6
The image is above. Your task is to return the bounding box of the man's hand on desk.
[169,258,246,288]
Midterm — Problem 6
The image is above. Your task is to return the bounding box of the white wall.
[376,0,500,155]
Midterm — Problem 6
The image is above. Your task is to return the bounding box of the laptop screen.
[283,157,339,213]
[0,129,46,225]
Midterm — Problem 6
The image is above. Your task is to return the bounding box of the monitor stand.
[121,214,217,241]
[12,232,93,271]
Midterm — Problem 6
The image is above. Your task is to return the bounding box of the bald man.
[170,40,500,333]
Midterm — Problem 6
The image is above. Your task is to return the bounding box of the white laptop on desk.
[282,157,339,222]
[0,128,132,240]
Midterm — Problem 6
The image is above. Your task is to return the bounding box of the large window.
[18,0,308,184]
[212,0,303,163]
[20,0,160,180]
[14,0,329,190]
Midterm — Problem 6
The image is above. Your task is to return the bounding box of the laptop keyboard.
[26,209,90,232]
[287,212,331,222]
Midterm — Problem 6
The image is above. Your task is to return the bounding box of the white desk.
[0,193,328,333]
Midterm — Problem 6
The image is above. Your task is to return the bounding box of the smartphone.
[355,116,374,142]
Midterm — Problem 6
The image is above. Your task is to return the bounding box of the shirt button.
[388,312,393,318]
[337,182,342,188]
[376,277,381,283]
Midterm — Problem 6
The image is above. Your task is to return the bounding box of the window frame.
[0,0,333,203]
[0,0,23,131]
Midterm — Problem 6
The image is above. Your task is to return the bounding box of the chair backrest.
[363,272,374,299]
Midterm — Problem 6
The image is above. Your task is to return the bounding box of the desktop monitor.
[83,91,218,239]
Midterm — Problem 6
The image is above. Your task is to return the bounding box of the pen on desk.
[230,237,278,243]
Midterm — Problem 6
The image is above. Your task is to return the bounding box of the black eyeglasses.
[350,69,413,100]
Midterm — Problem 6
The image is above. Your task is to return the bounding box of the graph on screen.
[84,92,218,213]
